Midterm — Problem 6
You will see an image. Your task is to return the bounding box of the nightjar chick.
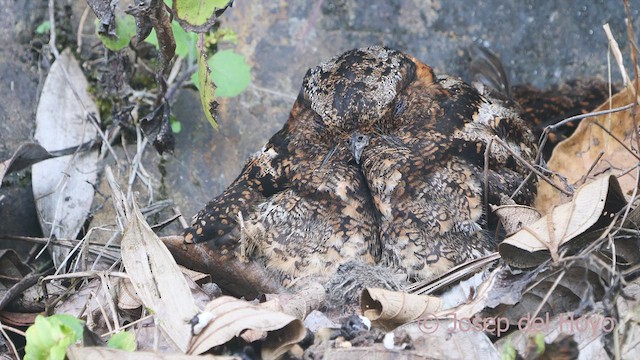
[349,58,537,282]
[180,46,537,304]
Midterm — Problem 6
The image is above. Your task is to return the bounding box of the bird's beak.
[349,132,370,165]
[353,149,362,164]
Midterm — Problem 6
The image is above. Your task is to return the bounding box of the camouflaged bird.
[181,47,533,298]
[180,46,578,302]
[345,55,538,282]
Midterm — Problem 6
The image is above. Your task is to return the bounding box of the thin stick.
[536,103,635,162]
[604,23,631,88]
[593,122,640,161]
[0,270,52,312]
[579,151,606,183]
[48,0,60,58]
[77,5,90,53]
[483,138,493,227]
[493,136,572,196]
[529,270,567,322]
[0,321,19,359]
[547,103,636,132]
[101,314,154,337]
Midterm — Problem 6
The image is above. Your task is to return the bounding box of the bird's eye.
[394,98,405,116]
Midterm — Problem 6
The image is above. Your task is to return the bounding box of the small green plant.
[35,21,51,34]
[95,0,248,131]
[24,315,137,359]
[24,314,84,360]
[107,330,137,351]
[170,115,182,134]
[192,49,251,98]
[96,15,136,51]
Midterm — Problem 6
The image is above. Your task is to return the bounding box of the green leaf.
[500,342,517,360]
[107,331,137,351]
[172,22,196,58]
[25,315,84,360]
[534,333,546,355]
[207,50,251,98]
[174,0,230,28]
[195,39,218,129]
[52,314,85,339]
[97,13,137,51]
[146,22,196,59]
[170,118,182,133]
[36,21,51,34]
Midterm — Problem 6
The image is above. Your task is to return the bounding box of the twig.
[174,206,190,229]
[546,103,636,132]
[593,122,640,161]
[77,5,90,53]
[483,138,492,226]
[101,314,154,337]
[510,172,536,200]
[48,0,60,58]
[150,214,181,231]
[165,64,198,102]
[0,322,20,359]
[604,23,632,88]
[99,272,120,333]
[579,151,606,184]
[0,269,52,312]
[493,136,572,196]
[536,103,636,164]
[528,270,567,323]
[167,56,183,85]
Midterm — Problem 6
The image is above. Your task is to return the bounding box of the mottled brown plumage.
[182,46,539,302]
[349,61,537,281]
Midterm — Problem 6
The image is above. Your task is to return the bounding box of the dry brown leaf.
[309,320,499,359]
[54,278,103,317]
[188,296,306,359]
[119,270,213,310]
[436,265,504,321]
[499,175,627,268]
[120,200,199,352]
[491,204,542,235]
[260,282,326,320]
[535,88,639,213]
[117,278,142,310]
[66,345,227,359]
[360,288,443,328]
[32,49,100,269]
[480,263,607,328]
[0,143,54,185]
[493,311,611,360]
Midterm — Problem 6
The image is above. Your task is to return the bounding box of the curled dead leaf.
[492,204,542,235]
[188,296,306,359]
[360,288,443,328]
[260,282,326,320]
[500,175,628,268]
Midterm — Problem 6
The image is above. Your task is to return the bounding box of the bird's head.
[347,132,371,165]
[301,46,419,132]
